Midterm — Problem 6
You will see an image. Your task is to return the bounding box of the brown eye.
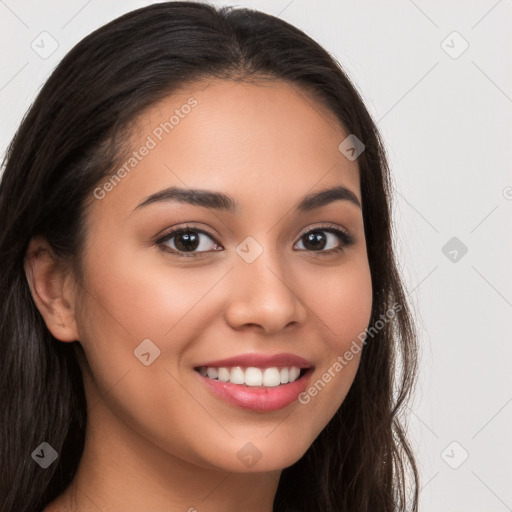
[157,227,222,257]
[294,226,354,254]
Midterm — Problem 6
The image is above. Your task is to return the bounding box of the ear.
[24,236,80,342]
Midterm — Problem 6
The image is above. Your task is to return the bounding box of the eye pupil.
[304,231,326,251]
[175,230,200,252]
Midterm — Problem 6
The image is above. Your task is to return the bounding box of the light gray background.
[1,1,511,510]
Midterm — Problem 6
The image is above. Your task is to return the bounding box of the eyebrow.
[133,184,361,213]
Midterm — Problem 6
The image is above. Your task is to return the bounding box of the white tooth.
[280,367,289,384]
[262,367,281,387]
[245,367,263,386]
[230,366,245,385]
[289,366,300,382]
[207,367,218,379]
[199,366,207,376]
[217,367,230,382]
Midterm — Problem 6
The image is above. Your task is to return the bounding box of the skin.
[25,78,373,512]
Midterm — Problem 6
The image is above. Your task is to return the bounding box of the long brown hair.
[0,3,419,510]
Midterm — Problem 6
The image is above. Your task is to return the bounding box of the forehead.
[88,78,360,221]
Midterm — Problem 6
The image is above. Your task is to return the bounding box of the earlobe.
[24,236,79,342]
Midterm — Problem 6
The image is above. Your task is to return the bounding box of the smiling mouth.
[194,365,309,387]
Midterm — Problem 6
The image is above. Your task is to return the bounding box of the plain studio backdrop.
[1,1,511,510]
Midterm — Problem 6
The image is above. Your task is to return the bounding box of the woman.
[0,2,419,511]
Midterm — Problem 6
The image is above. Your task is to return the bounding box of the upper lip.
[194,352,313,369]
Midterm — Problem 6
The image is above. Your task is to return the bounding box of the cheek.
[304,258,373,348]
[73,240,230,411]
[73,252,234,469]
[293,258,372,432]
[78,235,227,342]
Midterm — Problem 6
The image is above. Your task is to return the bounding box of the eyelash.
[155,223,354,258]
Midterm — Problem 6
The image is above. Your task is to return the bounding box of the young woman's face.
[75,78,372,472]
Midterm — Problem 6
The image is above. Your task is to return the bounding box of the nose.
[224,245,308,334]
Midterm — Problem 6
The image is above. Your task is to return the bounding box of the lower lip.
[195,369,313,412]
